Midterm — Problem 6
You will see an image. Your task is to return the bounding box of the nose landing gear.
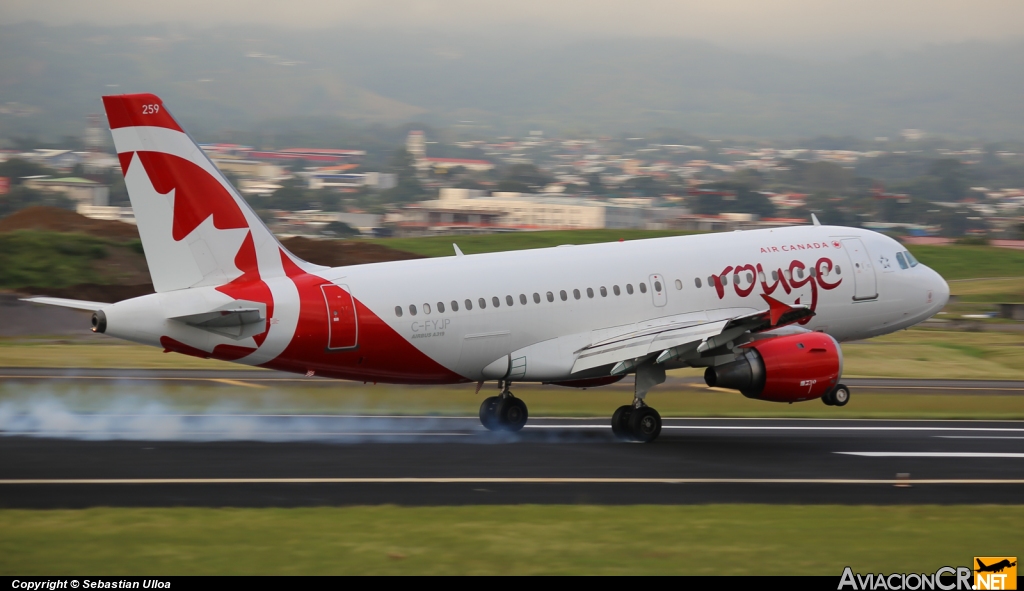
[479,381,529,432]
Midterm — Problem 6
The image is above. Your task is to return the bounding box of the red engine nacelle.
[703,332,843,403]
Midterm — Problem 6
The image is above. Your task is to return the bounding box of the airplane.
[25,93,951,443]
[976,559,1016,574]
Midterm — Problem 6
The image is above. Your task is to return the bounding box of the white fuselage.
[306,225,947,381]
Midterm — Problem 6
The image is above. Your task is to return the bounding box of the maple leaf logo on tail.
[101,93,317,293]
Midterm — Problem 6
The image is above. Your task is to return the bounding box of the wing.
[571,294,814,375]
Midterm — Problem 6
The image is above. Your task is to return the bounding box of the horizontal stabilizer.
[170,300,267,340]
[21,297,108,311]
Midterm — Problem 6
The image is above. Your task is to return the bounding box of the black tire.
[611,405,633,440]
[479,396,502,431]
[832,384,850,407]
[628,406,662,443]
[821,389,835,406]
[496,396,528,432]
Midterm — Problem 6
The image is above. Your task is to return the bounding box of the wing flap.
[572,319,730,374]
[570,295,815,375]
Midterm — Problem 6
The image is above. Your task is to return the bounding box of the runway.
[2,368,1023,395]
[2,416,1023,507]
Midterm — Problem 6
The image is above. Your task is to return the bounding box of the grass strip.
[4,329,1024,381]
[0,505,1018,575]
[3,381,1023,419]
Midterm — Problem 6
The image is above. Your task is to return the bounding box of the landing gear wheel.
[822,390,835,406]
[627,406,662,443]
[611,405,633,440]
[479,396,502,431]
[832,384,850,407]
[495,396,528,432]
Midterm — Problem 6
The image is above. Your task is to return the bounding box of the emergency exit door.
[321,284,358,350]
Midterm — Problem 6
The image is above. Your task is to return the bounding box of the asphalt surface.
[2,416,1023,507]
[2,368,1023,395]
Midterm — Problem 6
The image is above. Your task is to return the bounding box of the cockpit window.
[904,251,919,267]
[896,252,909,270]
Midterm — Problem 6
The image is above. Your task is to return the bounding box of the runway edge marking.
[3,478,1024,485]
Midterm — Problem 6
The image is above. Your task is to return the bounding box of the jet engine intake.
[704,332,842,402]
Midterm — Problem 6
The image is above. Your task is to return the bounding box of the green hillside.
[905,244,1024,280]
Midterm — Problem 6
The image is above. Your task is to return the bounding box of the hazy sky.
[5,0,1024,54]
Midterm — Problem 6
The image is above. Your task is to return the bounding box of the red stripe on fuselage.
[262,250,468,384]
[214,232,274,348]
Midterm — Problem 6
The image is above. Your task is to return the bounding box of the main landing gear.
[612,402,662,443]
[822,383,851,407]
[479,381,529,432]
[612,363,665,443]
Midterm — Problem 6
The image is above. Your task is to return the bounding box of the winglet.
[811,213,821,226]
[453,243,464,257]
[760,293,792,326]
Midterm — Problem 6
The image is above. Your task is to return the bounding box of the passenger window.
[423,303,431,314]
[437,302,445,313]
[758,272,765,283]
[573,289,581,300]
[626,284,634,295]
[452,300,459,312]
[771,270,778,281]
[613,285,621,296]
[746,272,753,283]
[708,276,714,285]
[600,286,608,297]
[534,293,541,304]
[695,278,702,288]
[721,275,728,286]
[546,291,554,302]
[507,295,514,306]
[835,265,842,275]
[409,304,417,316]
[465,299,473,311]
[395,306,403,318]
[675,279,683,290]
[560,290,568,301]
[587,287,594,298]
[492,296,500,308]
[796,268,804,279]
[896,252,908,269]
[520,294,527,305]
[479,298,486,309]
[809,269,816,278]
[784,270,792,280]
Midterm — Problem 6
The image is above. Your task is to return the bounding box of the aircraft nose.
[926,267,950,313]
